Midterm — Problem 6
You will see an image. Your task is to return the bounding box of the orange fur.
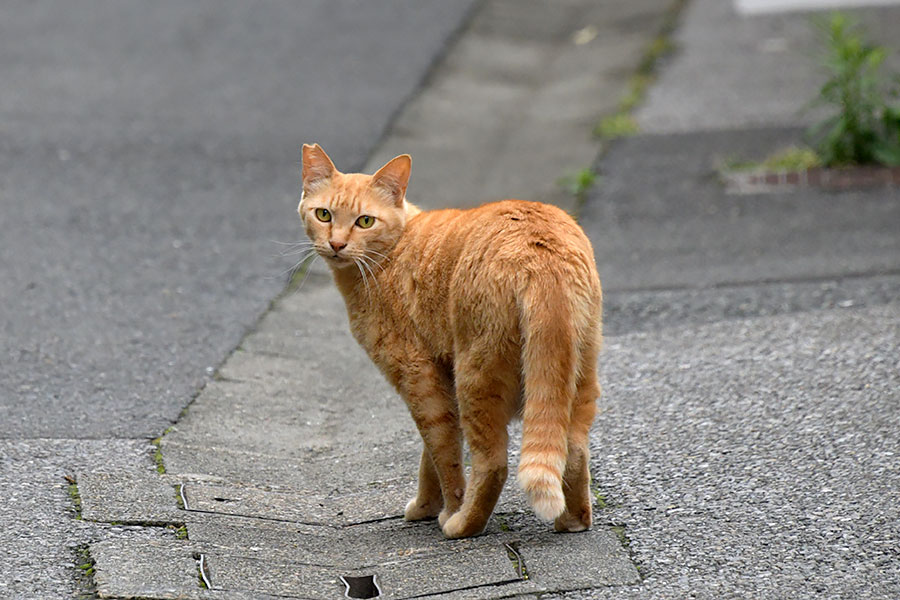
[298,144,602,537]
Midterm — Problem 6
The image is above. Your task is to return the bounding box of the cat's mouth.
[322,252,352,266]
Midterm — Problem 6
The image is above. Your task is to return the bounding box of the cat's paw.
[441,511,487,539]
[404,497,442,521]
[437,506,460,527]
[553,506,592,533]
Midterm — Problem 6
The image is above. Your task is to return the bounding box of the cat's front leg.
[404,447,443,521]
[397,359,466,524]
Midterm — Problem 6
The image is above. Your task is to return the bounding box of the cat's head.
[298,143,412,270]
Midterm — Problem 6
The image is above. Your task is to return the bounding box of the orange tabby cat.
[298,143,602,538]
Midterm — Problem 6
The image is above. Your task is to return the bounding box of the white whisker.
[358,256,381,293]
[354,258,371,299]
[270,239,316,260]
[359,252,388,273]
[270,239,313,246]
[277,249,317,279]
[365,249,393,262]
[280,246,317,257]
[287,255,320,296]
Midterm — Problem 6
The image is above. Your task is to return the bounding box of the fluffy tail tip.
[518,467,566,521]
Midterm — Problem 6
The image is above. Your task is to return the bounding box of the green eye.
[355,215,375,229]
[314,208,331,222]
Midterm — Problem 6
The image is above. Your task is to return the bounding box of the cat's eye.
[355,215,376,229]
[314,208,332,222]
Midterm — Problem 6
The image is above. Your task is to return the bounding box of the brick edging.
[723,166,900,194]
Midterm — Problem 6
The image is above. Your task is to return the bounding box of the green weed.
[559,167,599,200]
[806,13,900,166]
[595,113,640,140]
[66,476,83,520]
[611,524,631,549]
[74,545,97,599]
[720,146,823,173]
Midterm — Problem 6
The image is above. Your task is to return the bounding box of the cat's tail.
[517,273,578,521]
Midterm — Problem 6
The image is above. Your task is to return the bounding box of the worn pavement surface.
[1,1,477,597]
[73,0,678,598]
[4,0,899,598]
[567,0,900,598]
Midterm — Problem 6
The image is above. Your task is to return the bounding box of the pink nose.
[329,240,347,252]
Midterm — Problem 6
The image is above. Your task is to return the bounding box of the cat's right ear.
[302,143,337,196]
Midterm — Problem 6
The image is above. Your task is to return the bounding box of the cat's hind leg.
[441,351,518,539]
[404,447,443,521]
[554,369,599,533]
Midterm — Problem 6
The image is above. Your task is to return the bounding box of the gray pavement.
[568,1,900,598]
[73,0,679,598]
[0,1,476,598]
[5,0,900,598]
[579,304,900,600]
[0,0,477,439]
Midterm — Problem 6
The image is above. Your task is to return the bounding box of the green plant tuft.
[761,146,823,171]
[67,478,83,520]
[74,544,97,598]
[806,13,900,166]
[720,146,824,173]
[151,439,166,474]
[595,113,640,140]
[495,513,511,532]
[559,167,599,199]
[611,524,631,549]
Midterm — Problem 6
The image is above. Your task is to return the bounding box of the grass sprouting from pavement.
[594,0,687,141]
[65,475,83,520]
[558,167,599,205]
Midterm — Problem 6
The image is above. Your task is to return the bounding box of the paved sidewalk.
[75,0,900,598]
[76,0,678,598]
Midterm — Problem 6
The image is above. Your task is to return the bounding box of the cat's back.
[402,199,596,277]
[395,199,599,313]
[381,199,600,367]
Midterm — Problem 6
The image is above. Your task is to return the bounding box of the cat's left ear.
[302,143,337,196]
[372,154,411,207]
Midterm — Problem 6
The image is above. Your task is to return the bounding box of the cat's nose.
[329,240,347,253]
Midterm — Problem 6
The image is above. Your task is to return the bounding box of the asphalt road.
[0,0,477,438]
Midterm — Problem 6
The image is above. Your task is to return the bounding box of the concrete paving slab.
[162,433,421,492]
[90,537,286,600]
[0,439,161,599]
[165,379,342,456]
[515,529,641,589]
[79,471,183,526]
[184,515,503,565]
[183,481,411,526]
[207,547,523,599]
[365,0,674,213]
[91,538,202,600]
